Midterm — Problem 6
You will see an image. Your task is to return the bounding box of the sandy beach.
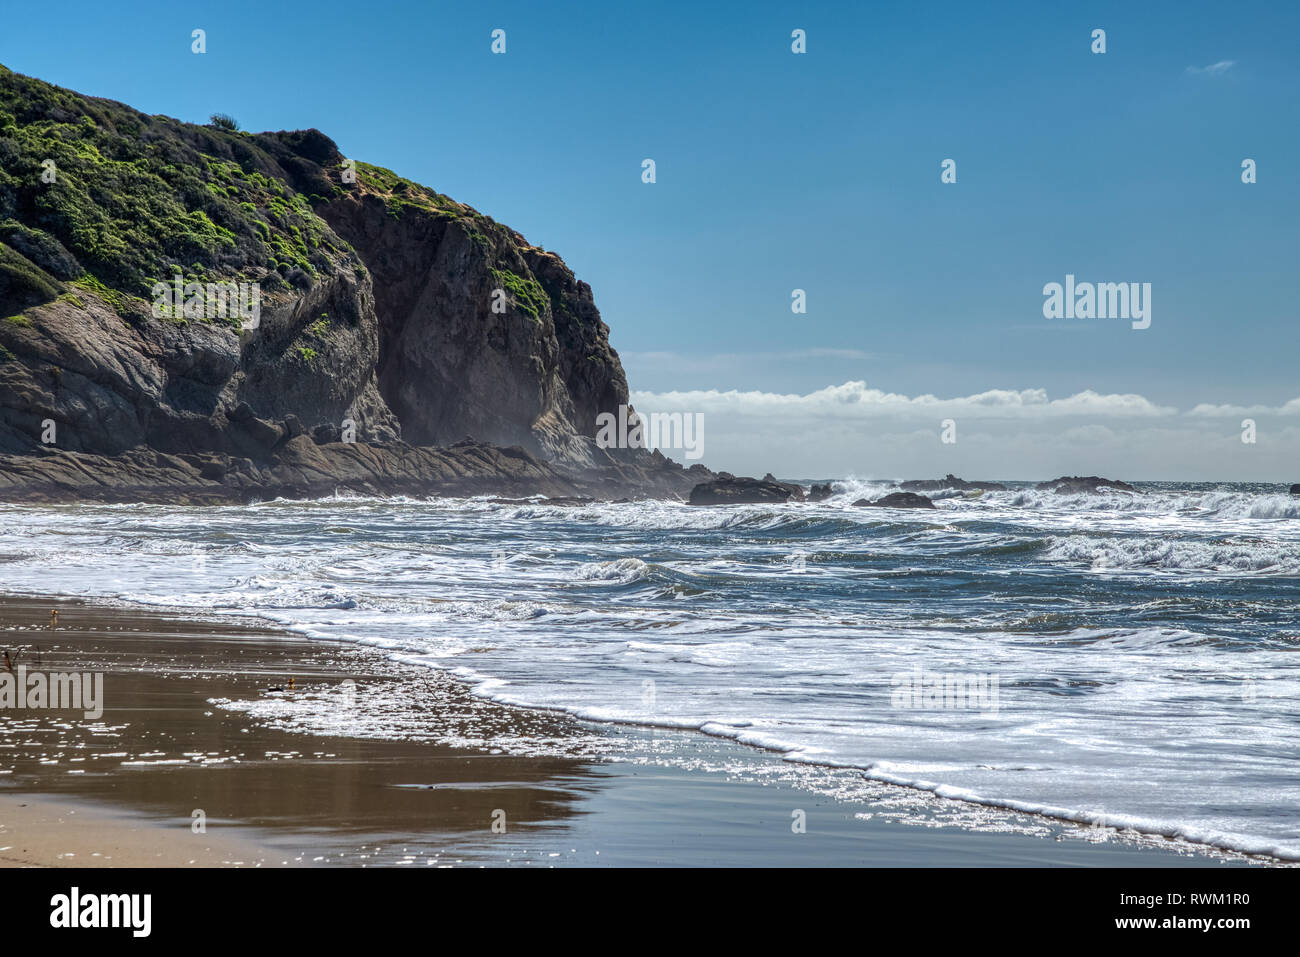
[0,594,1277,868]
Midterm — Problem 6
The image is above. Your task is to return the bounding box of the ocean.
[2,480,1298,859]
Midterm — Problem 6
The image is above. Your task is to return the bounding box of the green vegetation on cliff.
[0,62,350,310]
[489,267,548,321]
[353,160,464,220]
[0,63,570,333]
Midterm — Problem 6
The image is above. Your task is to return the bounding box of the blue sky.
[3,1,1298,478]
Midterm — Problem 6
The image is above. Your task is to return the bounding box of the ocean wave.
[1193,491,1300,520]
[834,761,1300,861]
[1043,534,1300,573]
[574,557,651,583]
[952,486,1300,523]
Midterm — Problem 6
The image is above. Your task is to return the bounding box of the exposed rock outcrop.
[1036,476,1138,495]
[689,476,805,506]
[899,474,1007,492]
[852,491,936,509]
[806,482,834,502]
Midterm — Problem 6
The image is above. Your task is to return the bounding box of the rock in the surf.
[689,477,806,506]
[899,474,1007,492]
[851,491,936,509]
[1035,476,1138,494]
[806,483,834,502]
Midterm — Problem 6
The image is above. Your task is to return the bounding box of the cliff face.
[0,64,632,475]
[312,165,629,463]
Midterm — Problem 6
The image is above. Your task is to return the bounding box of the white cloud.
[1186,398,1300,417]
[1186,60,1236,76]
[632,381,1176,420]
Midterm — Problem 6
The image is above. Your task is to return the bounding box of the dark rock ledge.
[0,436,714,505]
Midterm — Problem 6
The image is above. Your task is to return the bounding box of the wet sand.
[0,793,275,867]
[0,595,1273,867]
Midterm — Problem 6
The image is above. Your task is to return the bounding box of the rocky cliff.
[0,64,703,501]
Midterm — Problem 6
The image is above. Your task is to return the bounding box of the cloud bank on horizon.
[631,382,1300,482]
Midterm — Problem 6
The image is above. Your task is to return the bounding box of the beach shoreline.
[0,593,1280,867]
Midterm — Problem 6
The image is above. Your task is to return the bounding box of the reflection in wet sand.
[0,597,600,863]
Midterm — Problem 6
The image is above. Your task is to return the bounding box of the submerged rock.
[1036,475,1138,494]
[689,477,806,506]
[851,491,936,509]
